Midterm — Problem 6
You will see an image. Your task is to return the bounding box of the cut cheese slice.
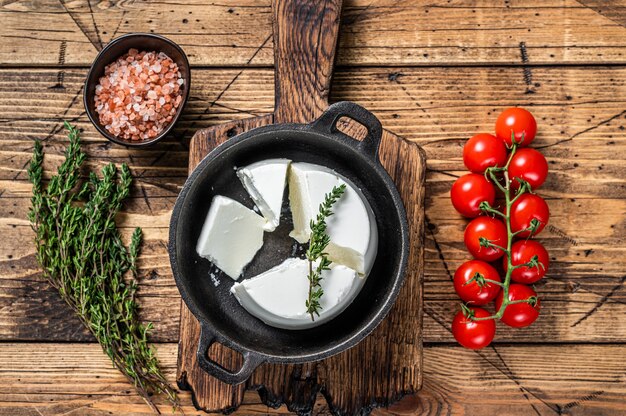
[196,195,266,280]
[237,159,291,231]
[288,162,378,275]
[230,258,361,329]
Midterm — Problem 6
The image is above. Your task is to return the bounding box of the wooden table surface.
[1,1,625,415]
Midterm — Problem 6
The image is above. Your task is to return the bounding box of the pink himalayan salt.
[94,49,184,141]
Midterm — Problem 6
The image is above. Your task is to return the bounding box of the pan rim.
[169,121,410,363]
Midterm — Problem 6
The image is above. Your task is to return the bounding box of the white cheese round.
[199,160,379,329]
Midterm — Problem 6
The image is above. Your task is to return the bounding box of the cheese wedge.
[196,195,266,280]
[230,258,362,329]
[288,162,378,275]
[237,159,291,231]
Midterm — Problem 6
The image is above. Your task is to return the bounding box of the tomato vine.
[450,108,548,349]
[468,138,542,322]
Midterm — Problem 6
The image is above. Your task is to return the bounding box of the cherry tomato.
[495,108,537,147]
[463,133,508,173]
[454,260,501,305]
[451,173,496,218]
[508,148,548,190]
[510,194,549,237]
[464,216,507,261]
[504,240,550,284]
[495,284,540,328]
[452,307,496,349]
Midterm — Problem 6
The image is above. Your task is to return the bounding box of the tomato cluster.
[450,108,549,350]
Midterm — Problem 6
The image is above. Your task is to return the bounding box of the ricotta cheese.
[230,258,362,329]
[196,195,266,280]
[288,162,378,274]
[237,159,291,231]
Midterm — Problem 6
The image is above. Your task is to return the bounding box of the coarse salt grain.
[94,49,184,141]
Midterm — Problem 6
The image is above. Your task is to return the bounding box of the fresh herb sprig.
[27,122,179,413]
[305,184,346,321]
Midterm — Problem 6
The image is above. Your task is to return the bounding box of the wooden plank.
[3,0,626,66]
[3,66,626,150]
[178,4,425,410]
[0,342,624,415]
[2,196,625,343]
[0,66,624,344]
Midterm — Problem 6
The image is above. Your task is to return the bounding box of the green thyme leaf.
[27,124,179,414]
[305,183,346,320]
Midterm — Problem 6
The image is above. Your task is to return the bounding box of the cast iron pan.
[169,101,409,385]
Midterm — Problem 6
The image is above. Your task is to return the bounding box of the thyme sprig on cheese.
[305,184,346,320]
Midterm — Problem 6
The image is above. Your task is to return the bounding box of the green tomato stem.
[470,139,537,322]
[482,278,505,288]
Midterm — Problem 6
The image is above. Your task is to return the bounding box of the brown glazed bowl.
[83,33,190,147]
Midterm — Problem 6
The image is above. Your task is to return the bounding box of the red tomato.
[463,133,508,173]
[495,284,540,328]
[464,216,507,261]
[454,260,501,305]
[504,240,550,284]
[450,173,496,218]
[452,307,496,349]
[508,148,548,190]
[495,108,537,147]
[510,194,549,237]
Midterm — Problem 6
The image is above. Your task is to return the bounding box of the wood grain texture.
[272,0,341,122]
[176,1,426,412]
[1,1,626,414]
[1,66,624,345]
[4,0,626,67]
[1,342,625,415]
[179,78,426,416]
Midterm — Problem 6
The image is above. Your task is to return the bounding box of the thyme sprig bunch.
[305,184,346,321]
[466,134,543,322]
[27,122,179,413]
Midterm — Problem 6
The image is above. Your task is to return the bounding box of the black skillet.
[168,0,409,385]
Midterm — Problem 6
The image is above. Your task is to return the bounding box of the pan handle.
[196,324,264,385]
[311,101,383,160]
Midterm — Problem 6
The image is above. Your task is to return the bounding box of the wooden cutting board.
[176,0,426,414]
